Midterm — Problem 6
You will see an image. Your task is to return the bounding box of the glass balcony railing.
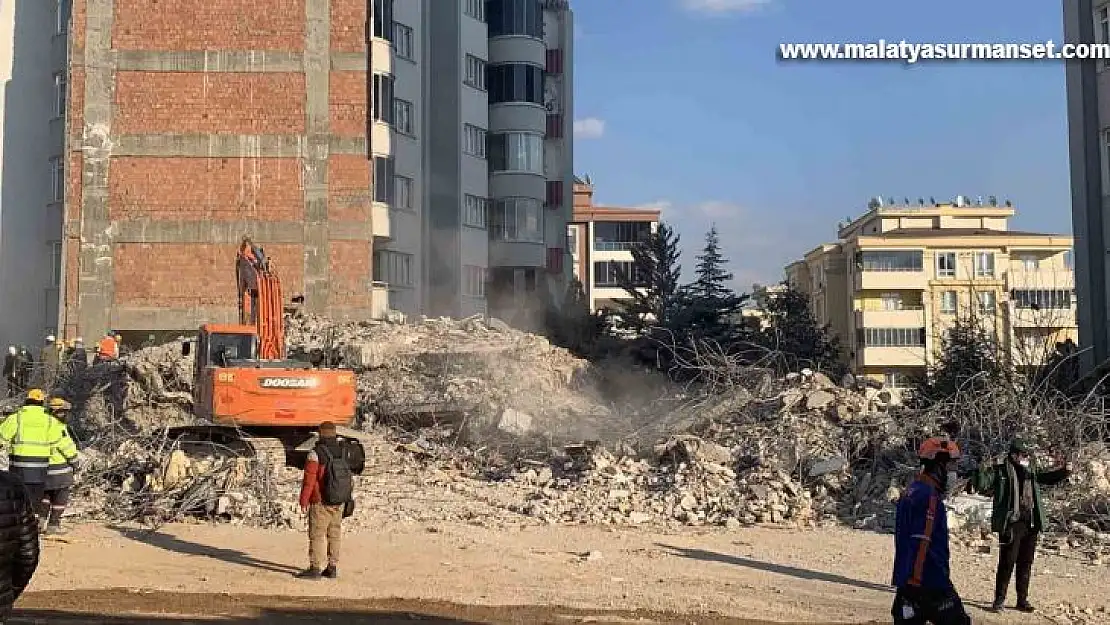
[594,241,643,251]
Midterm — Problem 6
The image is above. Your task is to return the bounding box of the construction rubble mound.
[22,313,1108,563]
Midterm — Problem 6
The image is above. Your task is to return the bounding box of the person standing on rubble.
[0,464,41,622]
[68,338,88,377]
[891,437,971,625]
[3,347,17,398]
[970,437,1072,613]
[0,390,79,526]
[42,397,80,535]
[16,348,33,393]
[296,421,354,580]
[96,333,119,362]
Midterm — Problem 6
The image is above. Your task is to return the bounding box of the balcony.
[372,202,391,239]
[1007,269,1074,290]
[857,346,927,367]
[1009,306,1076,328]
[855,307,925,328]
[854,270,927,291]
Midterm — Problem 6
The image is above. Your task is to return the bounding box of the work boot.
[294,567,322,580]
[321,565,337,579]
[1016,601,1035,613]
[989,599,1004,613]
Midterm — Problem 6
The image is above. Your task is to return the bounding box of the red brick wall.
[330,0,366,52]
[112,0,306,51]
[328,241,371,306]
[327,155,370,223]
[114,72,306,134]
[113,243,305,308]
[109,157,305,222]
[329,71,367,137]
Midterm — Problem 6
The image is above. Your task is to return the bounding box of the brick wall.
[328,241,371,307]
[109,157,305,222]
[329,71,367,137]
[329,0,366,53]
[328,155,371,223]
[113,243,305,308]
[112,0,306,51]
[114,72,307,135]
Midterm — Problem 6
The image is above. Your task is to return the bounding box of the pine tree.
[756,283,842,374]
[545,277,606,358]
[616,222,684,334]
[908,311,1008,408]
[683,226,748,344]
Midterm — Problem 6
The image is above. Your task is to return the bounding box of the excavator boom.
[236,238,285,360]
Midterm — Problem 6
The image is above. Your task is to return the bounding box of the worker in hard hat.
[42,397,80,534]
[890,437,970,625]
[96,333,119,362]
[0,389,78,526]
[68,338,88,377]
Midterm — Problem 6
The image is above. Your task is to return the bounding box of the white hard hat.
[45,335,55,343]
[7,346,15,355]
[75,337,83,344]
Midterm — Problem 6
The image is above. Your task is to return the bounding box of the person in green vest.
[970,437,1072,614]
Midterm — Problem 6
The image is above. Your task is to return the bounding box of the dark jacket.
[2,355,14,378]
[0,471,40,620]
[971,456,1069,533]
[893,473,952,591]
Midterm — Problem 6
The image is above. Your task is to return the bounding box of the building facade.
[787,198,1076,388]
[0,0,574,348]
[1064,0,1110,374]
[568,179,660,313]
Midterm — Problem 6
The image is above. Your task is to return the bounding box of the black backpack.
[316,442,354,505]
[342,437,366,475]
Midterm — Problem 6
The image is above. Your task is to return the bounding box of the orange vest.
[97,337,118,358]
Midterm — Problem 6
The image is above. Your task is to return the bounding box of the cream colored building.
[786,198,1076,388]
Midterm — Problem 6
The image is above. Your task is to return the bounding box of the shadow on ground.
[15,590,835,625]
[110,525,301,575]
[658,543,892,594]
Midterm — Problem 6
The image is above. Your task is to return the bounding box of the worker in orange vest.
[95,333,119,362]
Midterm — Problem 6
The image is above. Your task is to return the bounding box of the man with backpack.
[296,422,354,580]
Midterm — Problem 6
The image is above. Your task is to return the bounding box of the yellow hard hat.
[47,397,71,411]
[26,389,45,402]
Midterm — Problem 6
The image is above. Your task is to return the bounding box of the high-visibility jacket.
[0,406,78,486]
[892,472,952,591]
[97,337,118,359]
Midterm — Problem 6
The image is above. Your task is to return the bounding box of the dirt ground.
[13,522,1109,624]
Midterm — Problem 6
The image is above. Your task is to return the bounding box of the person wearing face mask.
[891,437,970,625]
[971,437,1072,613]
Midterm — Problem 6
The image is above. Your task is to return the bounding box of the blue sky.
[570,0,1072,290]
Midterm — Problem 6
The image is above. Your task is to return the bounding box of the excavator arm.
[236,237,285,360]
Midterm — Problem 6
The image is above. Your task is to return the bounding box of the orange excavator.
[171,237,365,469]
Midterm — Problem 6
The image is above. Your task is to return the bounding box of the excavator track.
[165,425,293,476]
[238,436,290,477]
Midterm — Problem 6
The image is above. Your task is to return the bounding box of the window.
[464,0,485,22]
[939,291,957,314]
[1018,254,1038,271]
[463,194,489,228]
[487,0,543,39]
[593,261,646,287]
[883,372,909,389]
[880,292,902,311]
[52,72,66,118]
[463,124,487,158]
[392,22,414,60]
[593,221,652,251]
[393,98,414,135]
[372,74,394,125]
[566,225,577,255]
[546,114,563,138]
[464,55,486,90]
[1065,250,1074,269]
[463,265,487,297]
[545,180,564,208]
[857,251,923,272]
[49,157,63,202]
[487,132,543,174]
[372,0,394,41]
[55,0,71,35]
[1011,289,1073,310]
[373,156,394,204]
[546,247,563,273]
[49,242,62,288]
[486,63,543,105]
[935,251,956,278]
[859,327,925,347]
[490,197,543,243]
[1099,7,1110,70]
[974,251,995,278]
[545,49,565,74]
[393,175,413,210]
[977,291,997,314]
[373,250,413,287]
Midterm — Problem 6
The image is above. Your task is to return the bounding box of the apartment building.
[0,0,573,348]
[568,178,660,312]
[786,198,1075,388]
[1064,0,1110,374]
